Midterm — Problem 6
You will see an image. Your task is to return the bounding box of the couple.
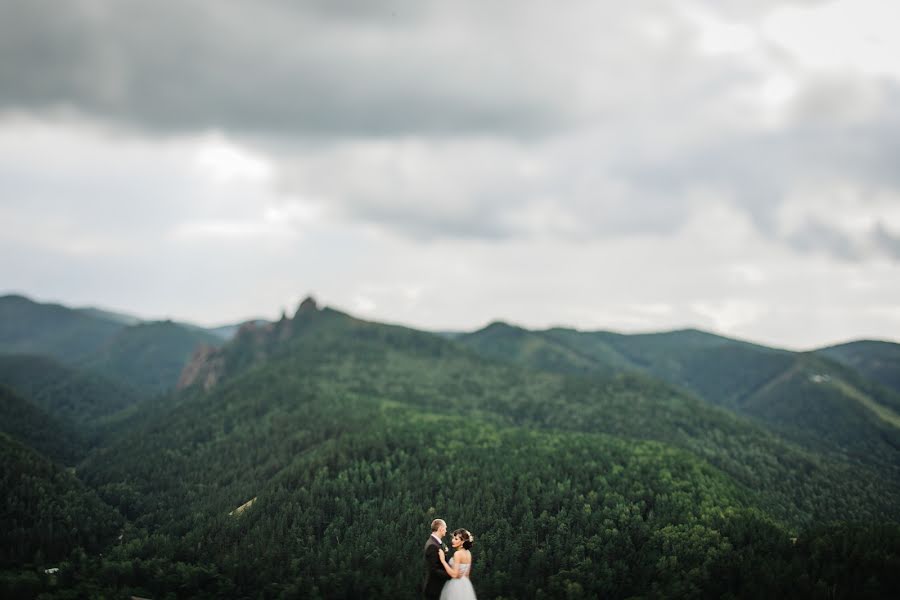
[422,518,477,600]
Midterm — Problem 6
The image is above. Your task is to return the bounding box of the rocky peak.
[177,298,323,392]
[294,295,319,318]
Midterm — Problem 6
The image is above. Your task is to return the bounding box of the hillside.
[106,304,900,526]
[0,355,145,430]
[0,296,236,408]
[84,320,224,394]
[458,323,900,477]
[0,385,84,465]
[0,433,122,571]
[737,353,900,471]
[67,301,899,596]
[818,340,900,397]
[2,298,897,597]
[0,294,126,363]
[0,295,229,395]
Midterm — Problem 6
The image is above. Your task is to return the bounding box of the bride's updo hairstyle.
[453,528,475,550]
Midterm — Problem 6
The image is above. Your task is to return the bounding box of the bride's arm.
[438,550,460,578]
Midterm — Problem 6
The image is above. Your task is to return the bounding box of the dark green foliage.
[458,324,900,480]
[740,354,900,474]
[458,322,630,377]
[84,320,224,394]
[819,340,900,398]
[778,522,900,599]
[0,294,126,363]
[160,412,759,599]
[0,354,145,430]
[0,385,84,465]
[0,294,228,396]
[458,325,798,406]
[0,433,122,568]
[5,305,900,597]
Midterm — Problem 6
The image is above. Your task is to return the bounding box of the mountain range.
[1,293,899,598]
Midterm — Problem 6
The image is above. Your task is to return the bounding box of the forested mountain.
[37,300,888,597]
[3,298,900,598]
[457,323,900,478]
[90,303,900,528]
[0,294,127,363]
[0,355,145,430]
[0,385,84,465]
[0,295,230,396]
[83,320,224,394]
[458,323,791,389]
[0,433,122,573]
[819,340,900,395]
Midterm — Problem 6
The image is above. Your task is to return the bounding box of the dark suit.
[422,535,450,599]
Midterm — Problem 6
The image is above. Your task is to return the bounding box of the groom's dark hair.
[431,519,446,532]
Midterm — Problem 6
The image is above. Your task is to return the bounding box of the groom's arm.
[425,544,450,580]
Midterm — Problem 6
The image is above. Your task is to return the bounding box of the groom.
[422,518,451,599]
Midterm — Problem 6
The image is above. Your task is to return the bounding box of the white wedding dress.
[439,557,477,600]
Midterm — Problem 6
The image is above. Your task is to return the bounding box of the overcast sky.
[1,0,899,349]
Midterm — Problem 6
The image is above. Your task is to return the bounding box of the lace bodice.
[450,557,471,577]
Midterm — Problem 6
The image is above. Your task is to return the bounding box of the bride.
[437,529,477,600]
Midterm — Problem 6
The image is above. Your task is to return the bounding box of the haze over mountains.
[1,292,899,598]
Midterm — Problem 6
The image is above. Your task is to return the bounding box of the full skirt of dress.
[439,576,477,600]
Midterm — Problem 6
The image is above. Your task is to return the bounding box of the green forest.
[1,294,899,598]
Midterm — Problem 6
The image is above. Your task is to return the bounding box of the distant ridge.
[75,306,142,326]
[818,339,900,395]
[84,320,225,393]
[457,322,900,478]
[0,294,231,394]
[0,294,127,362]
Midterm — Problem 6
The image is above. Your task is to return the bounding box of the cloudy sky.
[1,0,899,349]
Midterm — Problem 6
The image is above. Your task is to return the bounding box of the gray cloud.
[1,0,898,261]
[0,1,581,137]
[786,220,864,261]
[872,223,900,260]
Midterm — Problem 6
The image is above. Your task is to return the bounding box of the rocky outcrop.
[177,344,226,391]
[177,296,322,392]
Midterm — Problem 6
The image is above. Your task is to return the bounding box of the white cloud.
[684,7,759,56]
[193,134,273,185]
[762,0,900,81]
[691,300,766,334]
